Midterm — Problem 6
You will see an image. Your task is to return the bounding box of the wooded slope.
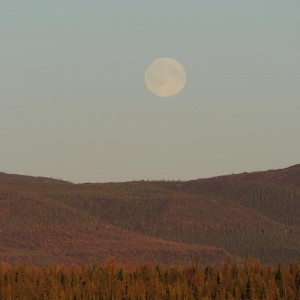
[0,165,300,265]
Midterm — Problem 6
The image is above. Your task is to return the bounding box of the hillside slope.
[0,165,300,264]
[0,181,230,265]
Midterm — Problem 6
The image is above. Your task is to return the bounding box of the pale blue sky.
[1,1,299,182]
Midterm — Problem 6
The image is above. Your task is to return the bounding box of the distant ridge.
[1,164,300,184]
[0,164,300,265]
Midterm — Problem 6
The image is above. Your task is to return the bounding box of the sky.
[1,0,300,182]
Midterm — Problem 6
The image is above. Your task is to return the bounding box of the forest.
[1,259,300,299]
[1,166,300,298]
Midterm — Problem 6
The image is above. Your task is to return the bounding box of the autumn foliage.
[1,259,300,299]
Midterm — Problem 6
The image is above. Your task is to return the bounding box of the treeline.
[1,259,300,299]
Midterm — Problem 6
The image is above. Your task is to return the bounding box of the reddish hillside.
[0,182,232,265]
[0,165,300,265]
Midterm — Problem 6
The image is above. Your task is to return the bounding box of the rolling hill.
[0,165,300,265]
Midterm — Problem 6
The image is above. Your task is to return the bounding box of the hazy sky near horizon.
[1,1,300,182]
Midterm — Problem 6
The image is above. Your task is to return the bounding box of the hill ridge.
[1,163,299,184]
[1,164,300,265]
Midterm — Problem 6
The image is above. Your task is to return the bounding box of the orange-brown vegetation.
[0,259,300,299]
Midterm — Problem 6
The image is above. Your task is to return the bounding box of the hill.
[0,165,300,265]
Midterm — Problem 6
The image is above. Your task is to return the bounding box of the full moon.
[144,58,187,98]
